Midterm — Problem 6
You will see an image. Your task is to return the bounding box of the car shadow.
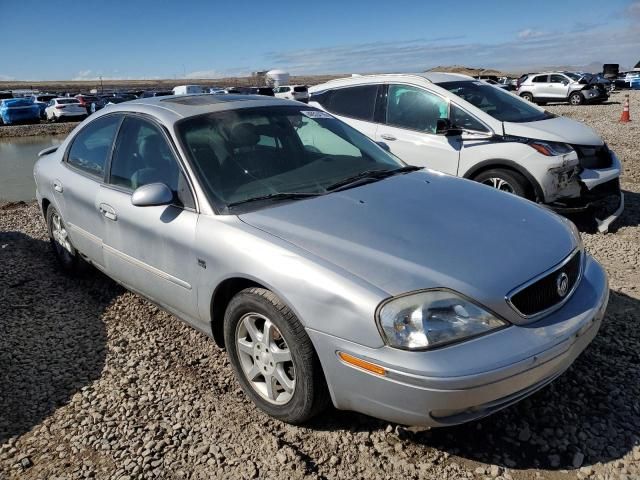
[568,189,640,233]
[0,231,122,444]
[307,289,640,472]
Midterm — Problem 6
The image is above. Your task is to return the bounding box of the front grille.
[509,250,582,317]
[572,144,613,169]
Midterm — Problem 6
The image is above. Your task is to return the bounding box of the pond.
[0,135,66,202]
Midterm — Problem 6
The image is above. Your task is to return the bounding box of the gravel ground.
[1,91,639,480]
[0,121,78,139]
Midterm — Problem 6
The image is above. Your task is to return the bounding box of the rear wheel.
[474,168,530,199]
[520,92,534,102]
[569,92,584,105]
[46,205,83,274]
[224,287,329,424]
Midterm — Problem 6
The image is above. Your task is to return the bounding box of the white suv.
[517,72,608,106]
[274,85,309,103]
[309,73,623,231]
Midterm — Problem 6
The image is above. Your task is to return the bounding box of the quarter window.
[109,116,195,208]
[326,85,378,121]
[66,114,121,178]
[386,85,448,134]
[450,105,489,132]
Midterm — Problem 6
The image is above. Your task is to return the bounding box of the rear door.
[314,84,381,139]
[376,84,460,175]
[97,114,201,322]
[58,113,123,267]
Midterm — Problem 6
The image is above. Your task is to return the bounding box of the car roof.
[102,93,300,123]
[310,72,474,90]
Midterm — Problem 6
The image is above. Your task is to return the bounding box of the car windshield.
[437,81,553,123]
[177,106,405,212]
[564,72,581,81]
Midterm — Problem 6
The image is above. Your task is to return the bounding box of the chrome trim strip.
[505,248,583,320]
[102,243,192,290]
[67,222,102,245]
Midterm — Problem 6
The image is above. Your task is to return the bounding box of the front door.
[97,114,200,322]
[376,84,460,175]
[548,74,571,100]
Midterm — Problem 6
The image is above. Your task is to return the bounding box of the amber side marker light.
[338,352,387,376]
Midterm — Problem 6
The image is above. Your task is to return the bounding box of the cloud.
[517,29,546,39]
[628,0,640,17]
[0,74,15,81]
[184,68,250,79]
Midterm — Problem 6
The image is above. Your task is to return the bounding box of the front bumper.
[308,256,608,427]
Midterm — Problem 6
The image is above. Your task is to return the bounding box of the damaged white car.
[309,73,623,231]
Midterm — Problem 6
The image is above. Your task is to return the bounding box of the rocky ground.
[1,91,639,480]
[0,121,77,139]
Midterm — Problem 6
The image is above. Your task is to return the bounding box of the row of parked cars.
[0,84,311,125]
[34,72,613,427]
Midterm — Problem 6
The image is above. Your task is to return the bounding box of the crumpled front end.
[548,145,623,232]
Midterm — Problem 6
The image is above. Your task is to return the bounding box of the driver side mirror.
[436,118,463,136]
[131,183,174,207]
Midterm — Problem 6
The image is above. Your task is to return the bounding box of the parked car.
[31,94,58,118]
[45,98,87,122]
[0,91,13,100]
[0,97,41,125]
[225,86,251,94]
[274,85,309,102]
[517,72,608,105]
[34,94,609,427]
[141,90,173,98]
[309,73,623,232]
[479,78,509,90]
[89,96,131,114]
[173,85,205,95]
[75,94,100,114]
[248,86,275,96]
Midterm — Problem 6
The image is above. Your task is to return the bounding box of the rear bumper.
[308,256,608,427]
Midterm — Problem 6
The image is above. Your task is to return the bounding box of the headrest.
[229,123,259,147]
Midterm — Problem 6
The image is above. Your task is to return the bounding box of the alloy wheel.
[482,177,515,193]
[235,312,295,405]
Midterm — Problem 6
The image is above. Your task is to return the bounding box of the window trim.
[449,101,492,134]
[323,84,381,123]
[63,112,125,182]
[382,83,452,135]
[104,111,199,213]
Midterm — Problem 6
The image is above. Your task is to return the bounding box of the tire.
[46,205,84,274]
[520,92,534,102]
[569,92,584,106]
[473,168,530,199]
[224,287,330,424]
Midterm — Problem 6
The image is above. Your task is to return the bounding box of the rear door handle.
[53,181,63,193]
[99,203,117,221]
[380,133,397,141]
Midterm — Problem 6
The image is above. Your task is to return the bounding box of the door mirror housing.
[436,118,463,136]
[131,183,174,207]
[376,141,391,151]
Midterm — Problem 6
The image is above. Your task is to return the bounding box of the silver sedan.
[34,94,609,427]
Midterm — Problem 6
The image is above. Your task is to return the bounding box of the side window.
[532,75,548,83]
[109,116,195,209]
[450,105,489,133]
[550,74,567,84]
[67,114,121,178]
[386,85,448,134]
[326,85,378,121]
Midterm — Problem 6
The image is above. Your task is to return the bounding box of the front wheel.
[224,288,329,424]
[569,92,584,105]
[520,92,534,102]
[474,168,530,199]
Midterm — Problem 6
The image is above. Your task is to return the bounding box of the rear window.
[293,86,307,92]
[325,85,378,121]
[58,99,80,104]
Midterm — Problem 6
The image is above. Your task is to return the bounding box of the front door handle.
[53,181,63,193]
[99,203,117,221]
[380,133,397,141]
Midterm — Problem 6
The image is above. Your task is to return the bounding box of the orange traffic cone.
[620,94,631,123]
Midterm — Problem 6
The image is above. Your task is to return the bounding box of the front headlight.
[527,140,574,157]
[377,289,507,350]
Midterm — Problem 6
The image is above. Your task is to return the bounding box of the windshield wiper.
[325,166,422,192]
[226,191,323,208]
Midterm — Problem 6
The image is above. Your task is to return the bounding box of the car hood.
[503,115,603,146]
[239,171,577,324]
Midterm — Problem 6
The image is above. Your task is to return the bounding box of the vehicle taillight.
[55,105,65,109]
